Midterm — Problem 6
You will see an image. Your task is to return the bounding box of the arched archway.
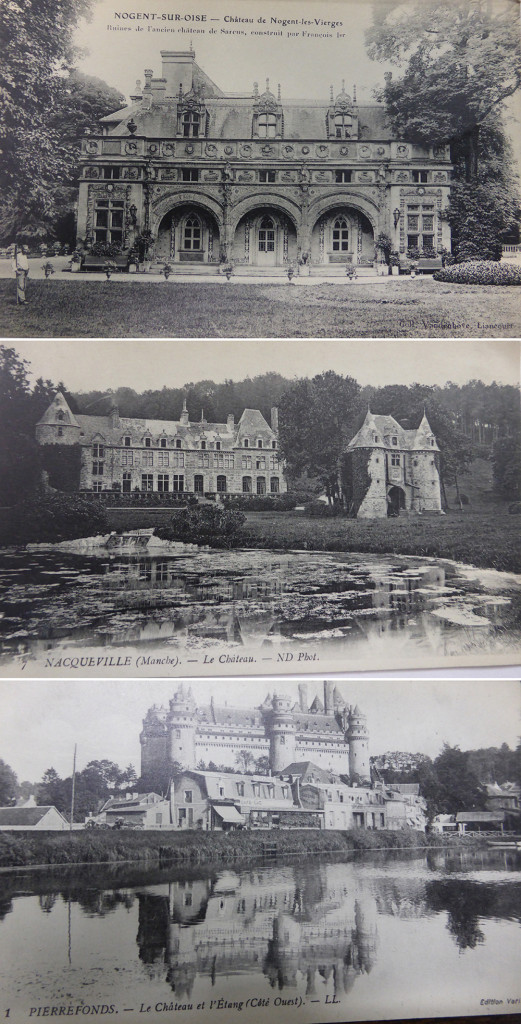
[231,206,298,267]
[387,486,406,517]
[153,198,222,264]
[310,204,375,266]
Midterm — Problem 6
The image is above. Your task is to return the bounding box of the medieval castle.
[140,681,370,781]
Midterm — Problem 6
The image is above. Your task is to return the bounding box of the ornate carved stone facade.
[76,50,452,271]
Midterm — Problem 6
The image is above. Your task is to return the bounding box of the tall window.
[335,170,351,183]
[92,444,104,459]
[242,455,252,469]
[216,475,227,493]
[92,461,104,476]
[334,113,352,138]
[160,437,168,448]
[175,439,182,449]
[102,166,121,179]
[121,451,133,467]
[270,477,280,493]
[92,481,103,492]
[94,199,124,246]
[407,204,436,251]
[157,474,169,492]
[242,476,252,493]
[142,451,153,467]
[258,217,275,252]
[172,475,184,492]
[257,476,266,495]
[257,113,277,138]
[182,110,200,138]
[144,437,152,448]
[122,472,132,493]
[141,474,153,491]
[158,452,169,468]
[391,452,400,466]
[412,170,428,183]
[259,170,276,183]
[194,474,204,493]
[332,217,349,252]
[183,215,202,250]
[182,168,199,182]
[124,436,131,447]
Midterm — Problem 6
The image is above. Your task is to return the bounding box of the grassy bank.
[242,509,520,573]
[0,828,483,870]
[1,278,520,338]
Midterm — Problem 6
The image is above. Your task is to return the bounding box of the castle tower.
[347,705,370,782]
[409,411,442,513]
[338,410,387,517]
[167,684,198,770]
[269,694,296,772]
[35,393,81,446]
[140,706,169,780]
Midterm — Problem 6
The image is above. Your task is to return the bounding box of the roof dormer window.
[391,436,398,446]
[244,438,249,448]
[258,112,277,138]
[334,112,352,138]
[160,437,167,448]
[201,440,206,450]
[124,436,131,447]
[145,437,151,448]
[215,441,221,450]
[257,439,263,448]
[182,110,200,138]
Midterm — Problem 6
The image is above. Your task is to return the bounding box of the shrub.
[2,491,109,545]
[222,493,299,512]
[433,261,521,286]
[89,241,122,258]
[303,500,343,517]
[154,504,247,548]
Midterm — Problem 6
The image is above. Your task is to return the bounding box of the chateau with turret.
[140,681,370,782]
[339,410,442,518]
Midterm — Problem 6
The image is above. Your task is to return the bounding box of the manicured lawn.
[242,510,521,573]
[0,277,520,337]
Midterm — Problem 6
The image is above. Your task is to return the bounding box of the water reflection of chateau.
[2,550,509,664]
[136,865,378,999]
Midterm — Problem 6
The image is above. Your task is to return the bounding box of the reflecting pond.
[0,848,520,1022]
[0,548,520,671]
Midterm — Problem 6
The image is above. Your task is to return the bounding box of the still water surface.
[0,849,520,1022]
[1,548,520,668]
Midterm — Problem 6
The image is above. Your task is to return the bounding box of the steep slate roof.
[38,395,275,448]
[455,811,506,822]
[283,761,333,783]
[0,806,65,826]
[345,410,439,452]
[99,52,394,140]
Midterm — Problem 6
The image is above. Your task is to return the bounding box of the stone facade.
[36,392,286,497]
[76,49,452,271]
[140,681,371,782]
[339,410,442,517]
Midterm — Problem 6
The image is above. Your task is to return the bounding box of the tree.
[366,0,521,258]
[235,749,255,773]
[255,756,271,775]
[367,0,521,175]
[432,744,485,814]
[0,760,18,805]
[491,435,521,501]
[0,0,95,242]
[279,372,362,499]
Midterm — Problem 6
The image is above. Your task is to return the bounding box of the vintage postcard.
[0,337,520,678]
[0,0,520,338]
[0,674,520,1024]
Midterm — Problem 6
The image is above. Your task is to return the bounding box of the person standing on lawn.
[12,244,29,305]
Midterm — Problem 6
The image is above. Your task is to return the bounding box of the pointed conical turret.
[36,393,81,446]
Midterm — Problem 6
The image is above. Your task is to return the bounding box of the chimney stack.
[161,50,196,99]
[227,413,235,432]
[324,680,335,716]
[110,404,120,429]
[298,682,308,712]
[271,407,279,433]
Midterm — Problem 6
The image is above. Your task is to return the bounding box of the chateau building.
[140,681,371,781]
[339,410,442,517]
[76,49,452,272]
[36,392,286,497]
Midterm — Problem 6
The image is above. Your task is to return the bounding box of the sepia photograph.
[0,675,520,1023]
[0,337,520,677]
[0,0,520,338]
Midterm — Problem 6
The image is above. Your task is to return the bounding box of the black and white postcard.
[0,675,520,1024]
[0,337,520,677]
[0,0,520,338]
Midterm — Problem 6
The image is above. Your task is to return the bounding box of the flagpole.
[70,744,77,832]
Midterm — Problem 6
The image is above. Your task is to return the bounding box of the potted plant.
[390,252,401,276]
[39,242,48,257]
[41,261,55,278]
[345,263,358,282]
[69,250,83,273]
[128,255,139,274]
[298,251,311,276]
[409,261,418,279]
[220,263,234,281]
[162,263,173,280]
[287,263,296,283]
[103,260,118,280]
[52,242,61,256]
